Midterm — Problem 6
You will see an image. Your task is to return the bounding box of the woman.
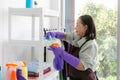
[45,15,98,80]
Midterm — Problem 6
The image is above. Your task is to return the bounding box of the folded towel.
[27,60,40,73]
[27,61,52,73]
[43,62,51,69]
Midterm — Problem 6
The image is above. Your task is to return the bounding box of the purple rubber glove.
[44,32,65,40]
[48,46,80,68]
[53,56,64,70]
[16,69,26,80]
[53,47,64,70]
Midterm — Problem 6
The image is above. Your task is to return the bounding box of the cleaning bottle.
[26,0,33,8]
[51,42,60,47]
[16,68,26,80]
[22,61,28,80]
[6,63,18,80]
[13,61,26,80]
[0,66,3,80]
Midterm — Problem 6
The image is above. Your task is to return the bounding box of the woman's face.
[75,18,87,37]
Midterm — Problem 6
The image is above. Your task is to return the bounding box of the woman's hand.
[44,32,65,40]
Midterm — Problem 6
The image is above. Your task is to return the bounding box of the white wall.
[0,0,4,66]
[1,0,64,70]
[1,0,27,66]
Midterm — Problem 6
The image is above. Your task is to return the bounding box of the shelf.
[8,39,60,47]
[8,40,42,46]
[7,7,61,80]
[9,8,60,17]
[44,70,59,80]
[44,9,59,17]
[28,70,59,80]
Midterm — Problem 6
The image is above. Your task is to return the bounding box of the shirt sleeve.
[79,41,98,71]
[65,32,80,44]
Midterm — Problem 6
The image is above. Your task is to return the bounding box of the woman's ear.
[85,25,88,31]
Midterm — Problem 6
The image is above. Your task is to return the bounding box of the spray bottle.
[6,63,18,80]
[21,61,28,80]
[0,66,3,80]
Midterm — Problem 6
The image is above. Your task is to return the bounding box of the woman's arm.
[76,61,85,71]
[77,40,98,71]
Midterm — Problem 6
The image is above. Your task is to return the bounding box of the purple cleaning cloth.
[53,56,64,70]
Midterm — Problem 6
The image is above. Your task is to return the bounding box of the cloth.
[27,61,51,73]
[27,60,40,73]
[53,56,64,70]
[65,32,98,72]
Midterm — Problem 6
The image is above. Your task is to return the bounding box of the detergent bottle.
[6,63,18,80]
[14,61,26,80]
[22,61,28,80]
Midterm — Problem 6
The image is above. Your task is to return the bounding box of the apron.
[68,40,98,80]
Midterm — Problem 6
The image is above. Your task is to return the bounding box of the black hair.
[79,15,96,40]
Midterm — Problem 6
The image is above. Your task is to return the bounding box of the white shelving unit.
[6,8,60,80]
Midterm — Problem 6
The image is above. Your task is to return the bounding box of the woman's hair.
[79,15,96,40]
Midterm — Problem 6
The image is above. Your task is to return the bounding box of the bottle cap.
[23,61,27,67]
[6,63,18,67]
[51,42,60,47]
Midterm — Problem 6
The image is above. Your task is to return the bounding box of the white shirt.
[65,32,98,71]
